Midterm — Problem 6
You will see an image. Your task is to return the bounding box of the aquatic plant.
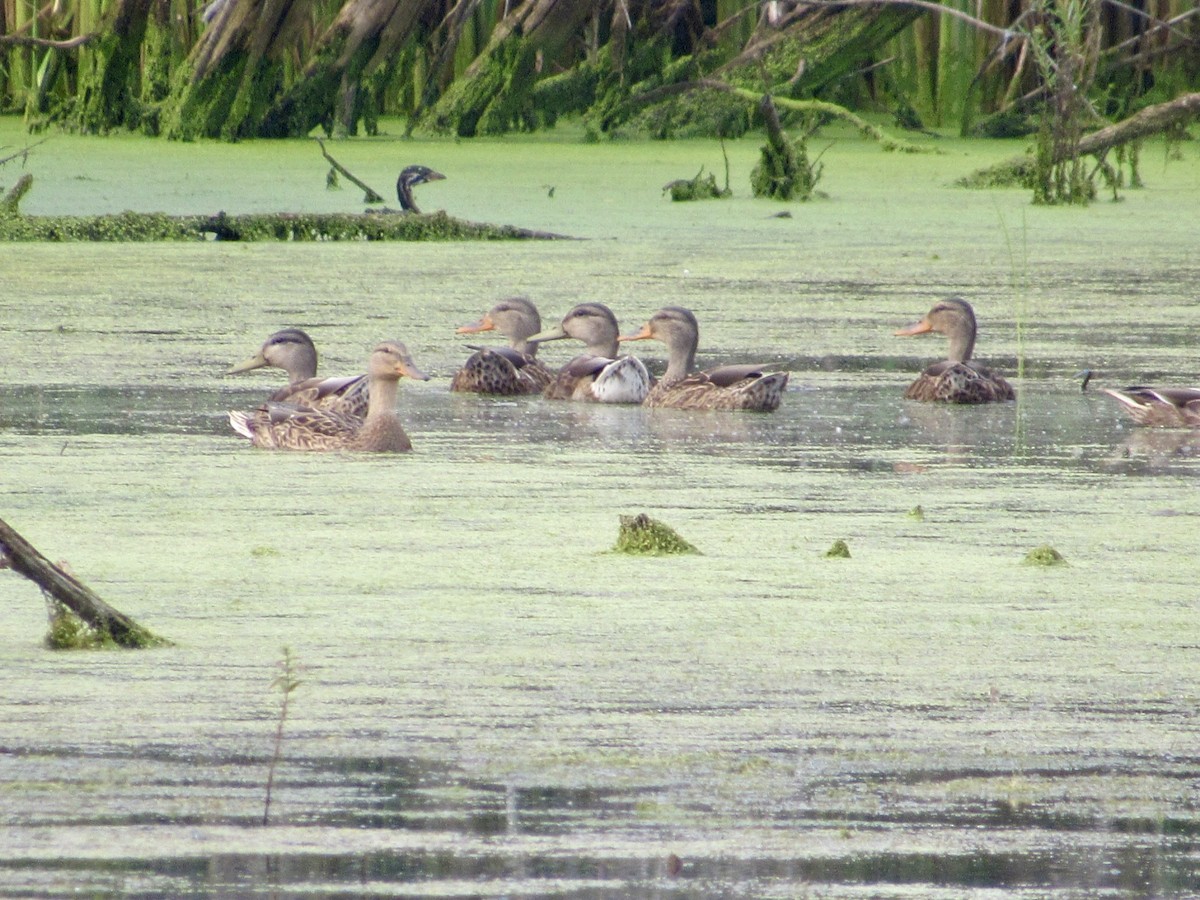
[44,601,118,650]
[613,514,700,557]
[1024,544,1067,566]
[825,540,851,558]
[663,166,729,202]
[263,646,303,827]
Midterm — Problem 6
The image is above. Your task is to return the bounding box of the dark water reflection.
[1,750,1195,898]
[3,375,1195,479]
[3,376,1199,898]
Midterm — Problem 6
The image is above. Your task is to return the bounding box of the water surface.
[1,119,1198,897]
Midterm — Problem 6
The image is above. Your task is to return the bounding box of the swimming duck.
[1102,386,1200,427]
[226,328,370,416]
[397,165,445,214]
[450,296,554,395]
[619,306,789,411]
[894,297,1015,403]
[528,303,651,404]
[228,341,429,452]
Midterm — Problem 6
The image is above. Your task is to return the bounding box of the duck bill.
[618,323,654,343]
[456,314,495,335]
[894,319,933,337]
[226,350,269,374]
[527,324,568,344]
[397,359,431,382]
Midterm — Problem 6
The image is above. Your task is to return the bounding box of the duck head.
[226,328,319,381]
[456,296,544,356]
[895,297,978,363]
[528,303,622,358]
[620,306,699,381]
[396,165,446,213]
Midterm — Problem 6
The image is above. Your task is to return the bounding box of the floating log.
[0,516,169,649]
[0,206,571,242]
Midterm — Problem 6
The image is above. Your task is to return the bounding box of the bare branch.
[0,32,100,50]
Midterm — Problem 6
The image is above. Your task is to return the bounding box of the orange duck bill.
[894,318,933,337]
[455,314,496,335]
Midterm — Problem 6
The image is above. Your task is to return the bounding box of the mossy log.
[0,516,169,649]
[0,208,570,242]
[958,92,1200,188]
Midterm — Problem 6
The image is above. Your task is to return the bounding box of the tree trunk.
[423,0,601,137]
[0,516,169,649]
[165,0,311,140]
[72,0,154,133]
[259,0,433,139]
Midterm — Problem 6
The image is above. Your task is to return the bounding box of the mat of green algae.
[0,118,1198,896]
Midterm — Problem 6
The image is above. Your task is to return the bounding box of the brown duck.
[528,303,651,404]
[1103,386,1200,427]
[895,298,1014,403]
[619,306,788,411]
[226,328,370,417]
[450,297,554,395]
[228,341,429,452]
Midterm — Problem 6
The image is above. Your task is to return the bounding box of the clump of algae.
[1024,544,1067,566]
[44,604,118,650]
[825,539,851,558]
[613,514,700,556]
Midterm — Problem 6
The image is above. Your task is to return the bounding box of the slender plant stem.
[263,647,302,827]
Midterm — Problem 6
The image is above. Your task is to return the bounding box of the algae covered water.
[0,119,1198,897]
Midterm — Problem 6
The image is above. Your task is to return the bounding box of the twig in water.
[263,647,303,826]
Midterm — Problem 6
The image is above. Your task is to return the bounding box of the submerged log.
[0,516,169,649]
[0,209,571,242]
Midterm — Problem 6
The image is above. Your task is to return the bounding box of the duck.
[528,303,651,404]
[450,296,555,395]
[226,328,369,417]
[894,297,1015,403]
[228,341,429,452]
[1102,386,1200,427]
[618,306,788,411]
[397,165,445,214]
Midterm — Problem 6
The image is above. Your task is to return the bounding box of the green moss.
[663,167,729,201]
[0,210,569,243]
[825,540,851,558]
[613,514,700,556]
[1024,544,1067,566]
[955,157,1036,189]
[44,606,119,650]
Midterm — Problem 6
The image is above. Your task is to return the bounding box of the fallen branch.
[0,32,99,50]
[0,516,169,649]
[2,174,33,216]
[0,138,48,169]
[0,208,572,242]
[958,92,1200,187]
[315,138,385,204]
[621,79,933,154]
